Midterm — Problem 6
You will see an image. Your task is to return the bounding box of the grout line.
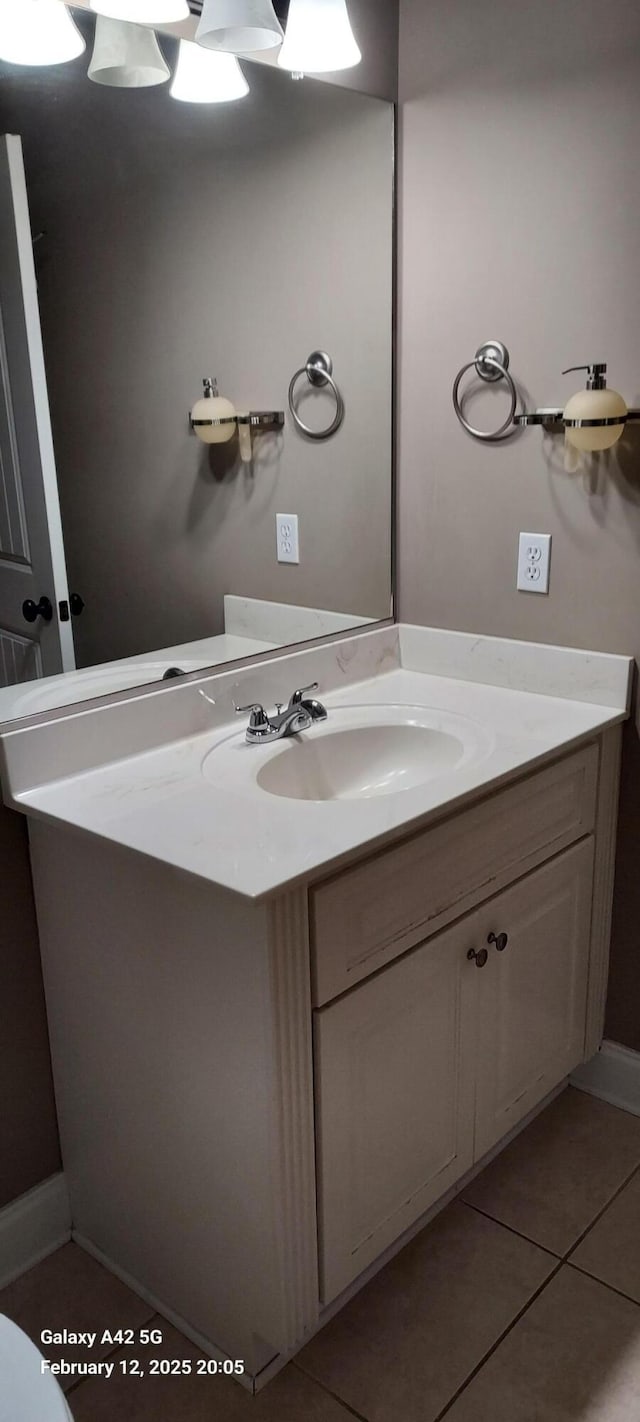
[567,1261,640,1312]
[64,1308,157,1397]
[563,1159,640,1262]
[460,1200,560,1260]
[432,1260,564,1422]
[291,1360,371,1422]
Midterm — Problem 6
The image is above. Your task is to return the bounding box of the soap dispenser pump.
[562,363,628,451]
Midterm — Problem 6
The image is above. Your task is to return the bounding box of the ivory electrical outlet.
[517,532,551,594]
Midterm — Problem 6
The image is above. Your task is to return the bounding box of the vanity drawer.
[310,744,599,1006]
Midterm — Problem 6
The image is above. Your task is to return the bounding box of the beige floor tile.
[445,1265,640,1422]
[463,1088,640,1256]
[71,1316,356,1421]
[571,1167,640,1301]
[0,1243,153,1393]
[296,1200,554,1422]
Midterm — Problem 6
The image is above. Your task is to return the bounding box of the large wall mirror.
[0,4,394,724]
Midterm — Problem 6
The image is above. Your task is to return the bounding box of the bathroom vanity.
[0,625,631,1390]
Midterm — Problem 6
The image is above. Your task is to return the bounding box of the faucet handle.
[289,681,319,707]
[234,701,269,730]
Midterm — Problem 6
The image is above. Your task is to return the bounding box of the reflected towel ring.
[288,350,345,440]
[452,341,518,441]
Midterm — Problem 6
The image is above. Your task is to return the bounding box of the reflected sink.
[203,704,494,803]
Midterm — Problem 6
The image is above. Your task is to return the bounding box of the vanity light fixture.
[90,0,189,22]
[88,14,170,87]
[0,0,85,67]
[278,0,361,74]
[170,41,249,103]
[196,0,283,54]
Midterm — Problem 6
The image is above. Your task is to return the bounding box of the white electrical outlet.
[276,514,300,565]
[517,532,551,594]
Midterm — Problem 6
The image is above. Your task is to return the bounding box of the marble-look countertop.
[3,651,629,900]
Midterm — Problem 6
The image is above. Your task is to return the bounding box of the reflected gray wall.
[398,0,640,1049]
[0,60,393,668]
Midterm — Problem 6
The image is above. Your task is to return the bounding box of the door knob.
[22,596,53,624]
[70,593,85,617]
[488,932,509,952]
[467,947,489,968]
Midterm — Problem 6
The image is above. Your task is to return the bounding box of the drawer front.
[311,744,599,1006]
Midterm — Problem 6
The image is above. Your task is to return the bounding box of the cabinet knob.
[467,947,489,968]
[488,932,509,952]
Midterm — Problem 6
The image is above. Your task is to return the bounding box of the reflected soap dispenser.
[190,377,236,445]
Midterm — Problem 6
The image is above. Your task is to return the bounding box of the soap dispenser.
[190,377,237,445]
[562,363,628,452]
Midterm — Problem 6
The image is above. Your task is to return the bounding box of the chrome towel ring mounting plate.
[453,341,518,440]
[289,350,345,440]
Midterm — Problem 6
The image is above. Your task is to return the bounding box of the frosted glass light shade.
[170,41,249,102]
[88,15,170,87]
[563,387,628,451]
[0,0,85,66]
[196,0,283,54]
[278,0,361,73]
[91,0,189,21]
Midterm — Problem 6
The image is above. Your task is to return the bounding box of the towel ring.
[288,351,345,440]
[452,341,518,441]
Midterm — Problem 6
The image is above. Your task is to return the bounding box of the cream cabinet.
[315,835,596,1302]
[25,730,622,1381]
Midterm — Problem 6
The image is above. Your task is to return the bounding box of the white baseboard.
[571,1040,640,1118]
[0,1174,71,1290]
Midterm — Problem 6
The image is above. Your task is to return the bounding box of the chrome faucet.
[236,682,327,745]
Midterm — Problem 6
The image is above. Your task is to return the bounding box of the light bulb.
[196,0,283,54]
[0,0,85,66]
[170,41,249,102]
[278,0,361,73]
[90,0,189,22]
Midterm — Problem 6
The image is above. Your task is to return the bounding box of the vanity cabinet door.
[315,918,477,1304]
[473,837,594,1161]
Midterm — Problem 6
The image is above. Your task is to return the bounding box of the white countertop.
[3,646,629,900]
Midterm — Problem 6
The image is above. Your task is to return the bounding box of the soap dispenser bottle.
[562,363,628,451]
[190,377,237,445]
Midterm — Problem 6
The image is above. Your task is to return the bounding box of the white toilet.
[0,1315,73,1421]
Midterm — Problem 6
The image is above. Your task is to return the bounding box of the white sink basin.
[202,703,493,803]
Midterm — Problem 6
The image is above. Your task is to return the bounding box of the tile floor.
[2,1087,640,1420]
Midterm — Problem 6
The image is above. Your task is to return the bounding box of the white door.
[315,918,477,1303]
[474,838,594,1160]
[0,133,74,688]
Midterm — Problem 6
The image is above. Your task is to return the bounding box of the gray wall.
[0,802,60,1207]
[398,0,640,1048]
